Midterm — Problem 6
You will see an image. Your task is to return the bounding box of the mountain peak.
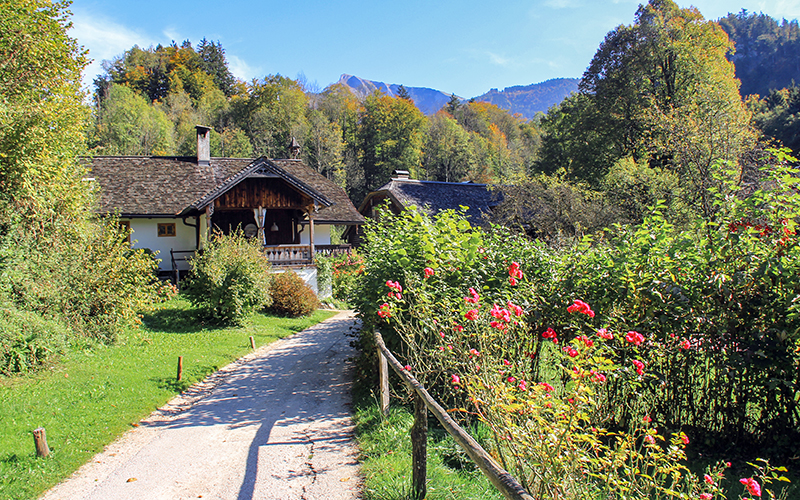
[334,74,579,119]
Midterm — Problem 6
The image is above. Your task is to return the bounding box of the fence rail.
[373,330,535,500]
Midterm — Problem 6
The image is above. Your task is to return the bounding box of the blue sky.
[69,0,800,98]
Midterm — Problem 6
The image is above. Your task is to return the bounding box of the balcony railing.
[264,245,312,265]
[263,244,352,265]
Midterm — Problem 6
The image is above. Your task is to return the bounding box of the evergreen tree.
[396,84,411,100]
[197,38,236,97]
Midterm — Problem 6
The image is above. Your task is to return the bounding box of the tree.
[422,112,475,182]
[446,93,460,115]
[537,0,754,218]
[0,0,165,343]
[197,38,236,97]
[0,0,90,218]
[719,10,800,98]
[396,84,411,100]
[233,75,310,158]
[306,108,345,183]
[90,84,174,155]
[355,91,425,200]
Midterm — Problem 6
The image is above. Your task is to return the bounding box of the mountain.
[474,78,580,119]
[335,74,579,120]
[335,74,454,115]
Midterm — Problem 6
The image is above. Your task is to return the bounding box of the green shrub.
[331,250,365,303]
[269,271,319,317]
[183,231,273,325]
[0,304,69,374]
[5,215,168,343]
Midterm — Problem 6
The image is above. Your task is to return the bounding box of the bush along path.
[41,311,362,500]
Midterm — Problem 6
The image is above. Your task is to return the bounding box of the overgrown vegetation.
[182,231,273,325]
[0,296,334,500]
[0,1,172,373]
[353,148,799,495]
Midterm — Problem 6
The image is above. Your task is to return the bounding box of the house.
[347,171,501,244]
[85,126,364,293]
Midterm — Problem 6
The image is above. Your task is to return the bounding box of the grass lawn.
[0,296,335,500]
[352,388,504,500]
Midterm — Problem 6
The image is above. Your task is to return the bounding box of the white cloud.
[227,54,261,81]
[487,51,512,66]
[69,10,156,91]
[756,0,800,19]
[544,0,580,8]
[162,27,183,43]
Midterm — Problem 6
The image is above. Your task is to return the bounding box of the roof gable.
[86,156,364,224]
[186,157,332,213]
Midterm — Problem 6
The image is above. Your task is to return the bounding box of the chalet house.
[347,171,501,244]
[85,126,364,293]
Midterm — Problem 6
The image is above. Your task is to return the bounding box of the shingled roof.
[85,156,364,224]
[359,178,502,223]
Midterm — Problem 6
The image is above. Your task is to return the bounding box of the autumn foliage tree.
[537,0,754,219]
[0,1,166,351]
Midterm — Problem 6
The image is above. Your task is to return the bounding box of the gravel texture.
[41,311,362,500]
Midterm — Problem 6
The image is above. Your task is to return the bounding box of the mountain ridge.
[334,74,579,120]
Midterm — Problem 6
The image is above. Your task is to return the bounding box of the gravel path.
[41,311,362,500]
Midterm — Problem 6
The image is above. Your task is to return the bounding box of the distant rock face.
[335,74,579,120]
[473,78,580,119]
[336,74,454,115]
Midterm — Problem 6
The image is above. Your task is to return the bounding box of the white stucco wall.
[299,224,331,245]
[123,217,200,272]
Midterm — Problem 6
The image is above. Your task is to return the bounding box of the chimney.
[393,170,410,180]
[196,125,211,166]
[289,137,301,159]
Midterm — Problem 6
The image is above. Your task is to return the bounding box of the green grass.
[352,389,504,500]
[0,297,335,500]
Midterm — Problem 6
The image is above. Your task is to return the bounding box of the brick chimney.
[393,170,410,180]
[196,125,211,166]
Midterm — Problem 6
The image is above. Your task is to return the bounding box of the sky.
[69,0,800,99]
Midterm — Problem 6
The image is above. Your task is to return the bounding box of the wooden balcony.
[264,244,353,266]
[264,245,312,265]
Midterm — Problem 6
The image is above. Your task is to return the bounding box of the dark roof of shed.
[360,178,502,222]
[85,156,364,224]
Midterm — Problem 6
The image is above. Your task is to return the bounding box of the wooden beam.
[308,205,315,262]
[378,350,390,416]
[374,330,535,500]
[411,392,428,499]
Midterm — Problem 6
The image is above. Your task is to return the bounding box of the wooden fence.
[374,330,535,500]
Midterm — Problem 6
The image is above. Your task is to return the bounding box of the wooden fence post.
[378,344,390,417]
[373,330,535,500]
[411,392,428,500]
[176,356,183,382]
[249,336,256,349]
[32,427,50,457]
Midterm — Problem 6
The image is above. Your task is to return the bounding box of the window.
[120,221,131,243]
[158,223,176,237]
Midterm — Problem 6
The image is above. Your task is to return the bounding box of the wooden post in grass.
[176,356,183,382]
[249,336,256,349]
[32,427,50,457]
[378,344,390,416]
[411,392,428,500]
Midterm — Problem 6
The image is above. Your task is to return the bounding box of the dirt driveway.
[41,311,362,500]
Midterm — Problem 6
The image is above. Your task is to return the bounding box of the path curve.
[41,311,362,500]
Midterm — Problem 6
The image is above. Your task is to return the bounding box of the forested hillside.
[89,41,541,204]
[719,10,800,98]
[87,2,800,224]
[474,78,580,119]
